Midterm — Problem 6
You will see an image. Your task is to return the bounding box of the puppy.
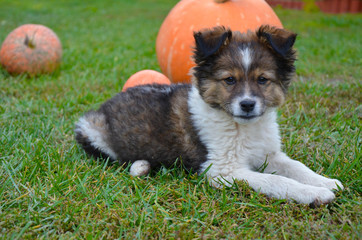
[75,25,343,205]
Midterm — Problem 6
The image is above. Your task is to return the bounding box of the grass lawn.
[0,0,361,239]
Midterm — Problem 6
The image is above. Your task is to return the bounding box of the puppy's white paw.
[295,186,335,206]
[130,160,151,177]
[311,177,344,191]
[322,178,344,191]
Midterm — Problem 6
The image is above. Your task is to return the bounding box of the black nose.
[240,100,256,113]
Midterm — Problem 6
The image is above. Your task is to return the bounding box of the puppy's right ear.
[257,25,297,58]
[193,26,232,63]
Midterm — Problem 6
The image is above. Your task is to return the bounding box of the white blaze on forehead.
[240,47,253,71]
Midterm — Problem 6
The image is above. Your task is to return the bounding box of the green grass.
[0,0,361,239]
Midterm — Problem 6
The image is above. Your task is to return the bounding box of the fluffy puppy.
[75,25,343,205]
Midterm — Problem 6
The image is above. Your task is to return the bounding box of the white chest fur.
[188,86,282,178]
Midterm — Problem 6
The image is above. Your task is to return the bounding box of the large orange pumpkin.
[156,0,283,83]
[122,70,171,92]
[0,24,62,76]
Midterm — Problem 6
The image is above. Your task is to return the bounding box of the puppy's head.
[192,25,297,124]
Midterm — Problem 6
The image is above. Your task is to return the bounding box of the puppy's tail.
[74,111,117,161]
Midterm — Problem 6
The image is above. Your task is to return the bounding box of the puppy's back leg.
[75,111,117,161]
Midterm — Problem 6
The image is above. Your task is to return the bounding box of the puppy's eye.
[224,76,236,85]
[257,76,268,85]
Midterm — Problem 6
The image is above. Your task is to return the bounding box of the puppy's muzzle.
[240,100,256,113]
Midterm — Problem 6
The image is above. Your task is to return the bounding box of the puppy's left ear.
[257,25,297,57]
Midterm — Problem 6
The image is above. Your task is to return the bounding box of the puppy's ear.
[193,26,232,63]
[257,25,297,57]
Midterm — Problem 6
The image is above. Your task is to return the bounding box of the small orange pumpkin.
[156,0,283,83]
[122,70,171,92]
[0,24,62,76]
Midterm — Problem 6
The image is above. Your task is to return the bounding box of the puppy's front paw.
[325,179,344,191]
[296,186,335,206]
[308,188,336,207]
[307,176,344,191]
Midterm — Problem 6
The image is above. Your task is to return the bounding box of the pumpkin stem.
[214,0,229,3]
[24,35,36,49]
